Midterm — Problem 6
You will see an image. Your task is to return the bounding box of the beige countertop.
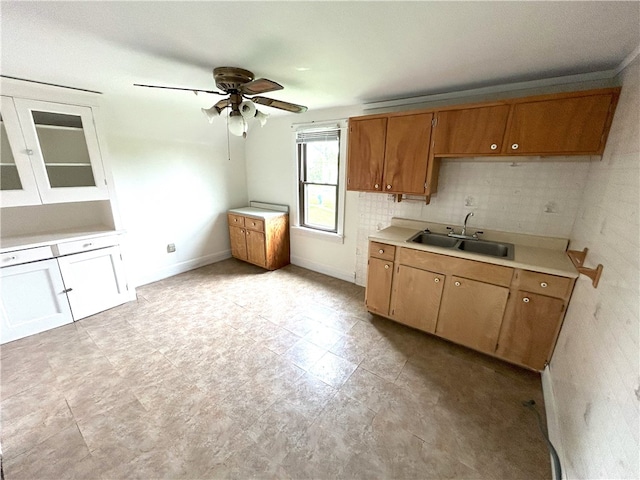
[228,207,288,219]
[369,220,578,279]
[0,226,123,254]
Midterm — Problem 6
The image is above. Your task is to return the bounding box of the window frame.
[292,121,347,242]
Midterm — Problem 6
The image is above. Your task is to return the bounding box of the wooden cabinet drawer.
[515,270,573,299]
[1,246,54,268]
[228,214,245,228]
[399,247,513,287]
[370,242,396,261]
[54,235,119,256]
[245,217,265,232]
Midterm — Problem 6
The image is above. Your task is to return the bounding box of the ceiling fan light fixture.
[239,100,256,119]
[227,111,247,137]
[255,109,269,127]
[201,105,222,123]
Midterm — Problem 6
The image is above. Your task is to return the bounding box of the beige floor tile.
[308,351,358,388]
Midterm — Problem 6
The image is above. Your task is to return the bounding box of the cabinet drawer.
[245,217,265,232]
[0,246,54,268]
[399,247,513,287]
[370,242,396,261]
[515,270,574,299]
[54,235,119,256]
[228,214,245,228]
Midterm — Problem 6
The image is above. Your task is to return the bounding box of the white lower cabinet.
[57,245,128,320]
[1,236,131,344]
[0,258,73,344]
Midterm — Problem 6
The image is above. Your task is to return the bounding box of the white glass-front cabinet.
[0,96,109,206]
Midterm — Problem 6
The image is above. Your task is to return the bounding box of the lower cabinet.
[0,235,131,344]
[0,258,73,344]
[390,265,444,333]
[227,211,289,270]
[435,276,509,354]
[496,291,565,370]
[364,241,575,371]
[57,245,129,320]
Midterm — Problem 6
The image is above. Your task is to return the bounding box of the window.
[296,127,341,233]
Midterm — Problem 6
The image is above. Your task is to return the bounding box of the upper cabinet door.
[432,105,510,155]
[0,96,42,207]
[347,117,387,192]
[504,93,615,155]
[13,98,109,204]
[383,113,433,194]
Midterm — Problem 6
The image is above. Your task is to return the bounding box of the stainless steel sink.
[457,240,514,260]
[408,231,514,260]
[408,232,460,248]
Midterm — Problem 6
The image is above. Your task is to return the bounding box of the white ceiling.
[2,1,639,112]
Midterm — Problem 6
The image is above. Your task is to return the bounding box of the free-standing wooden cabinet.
[347,113,433,194]
[227,209,289,270]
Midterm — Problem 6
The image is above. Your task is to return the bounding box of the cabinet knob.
[386,185,392,190]
[374,184,380,189]
[62,288,73,294]
[234,218,238,222]
[240,229,244,233]
[83,243,93,248]
[384,264,390,270]
[511,143,519,150]
[540,282,548,288]
[252,222,256,226]
[26,149,33,155]
[454,281,461,287]
[378,249,384,254]
[523,297,530,303]
[246,231,250,235]
[490,143,498,150]
[434,278,440,283]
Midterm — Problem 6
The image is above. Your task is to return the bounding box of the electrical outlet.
[167,243,176,253]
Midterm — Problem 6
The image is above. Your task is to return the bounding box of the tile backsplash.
[355,156,592,285]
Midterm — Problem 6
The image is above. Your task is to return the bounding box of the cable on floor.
[522,399,562,479]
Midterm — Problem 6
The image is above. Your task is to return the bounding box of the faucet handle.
[473,231,484,239]
[446,226,453,231]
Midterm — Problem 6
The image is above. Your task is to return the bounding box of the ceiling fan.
[135,67,308,137]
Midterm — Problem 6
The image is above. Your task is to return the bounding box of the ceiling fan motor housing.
[213,67,254,93]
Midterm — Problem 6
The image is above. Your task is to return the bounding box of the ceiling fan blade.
[251,96,308,113]
[134,84,225,95]
[240,78,283,95]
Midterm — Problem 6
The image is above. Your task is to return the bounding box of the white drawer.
[0,246,54,268]
[54,235,120,256]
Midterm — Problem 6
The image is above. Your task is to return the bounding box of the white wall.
[101,95,248,286]
[545,58,639,479]
[245,106,363,282]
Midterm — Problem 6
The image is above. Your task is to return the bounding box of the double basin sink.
[408,231,515,260]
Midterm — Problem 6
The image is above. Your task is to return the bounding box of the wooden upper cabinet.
[432,105,510,155]
[504,92,616,155]
[383,113,433,194]
[347,117,387,191]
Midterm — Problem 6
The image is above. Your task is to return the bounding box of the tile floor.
[1,259,550,479]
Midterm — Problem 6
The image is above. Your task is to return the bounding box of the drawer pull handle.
[83,243,93,248]
[378,249,384,254]
[454,281,461,287]
[523,297,530,303]
[434,278,440,283]
[540,282,548,288]
[384,264,390,270]
[7,256,17,261]
[490,143,498,150]
[62,288,73,294]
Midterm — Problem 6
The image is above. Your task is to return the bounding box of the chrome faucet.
[447,212,483,240]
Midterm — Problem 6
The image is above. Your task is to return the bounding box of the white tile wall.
[355,157,592,285]
[548,57,639,479]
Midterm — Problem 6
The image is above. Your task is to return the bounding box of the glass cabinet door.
[0,96,42,207]
[13,98,109,204]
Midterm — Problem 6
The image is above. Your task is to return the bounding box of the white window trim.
[291,119,348,243]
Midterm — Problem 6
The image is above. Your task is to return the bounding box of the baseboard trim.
[542,365,565,480]
[134,250,232,287]
[290,255,355,283]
